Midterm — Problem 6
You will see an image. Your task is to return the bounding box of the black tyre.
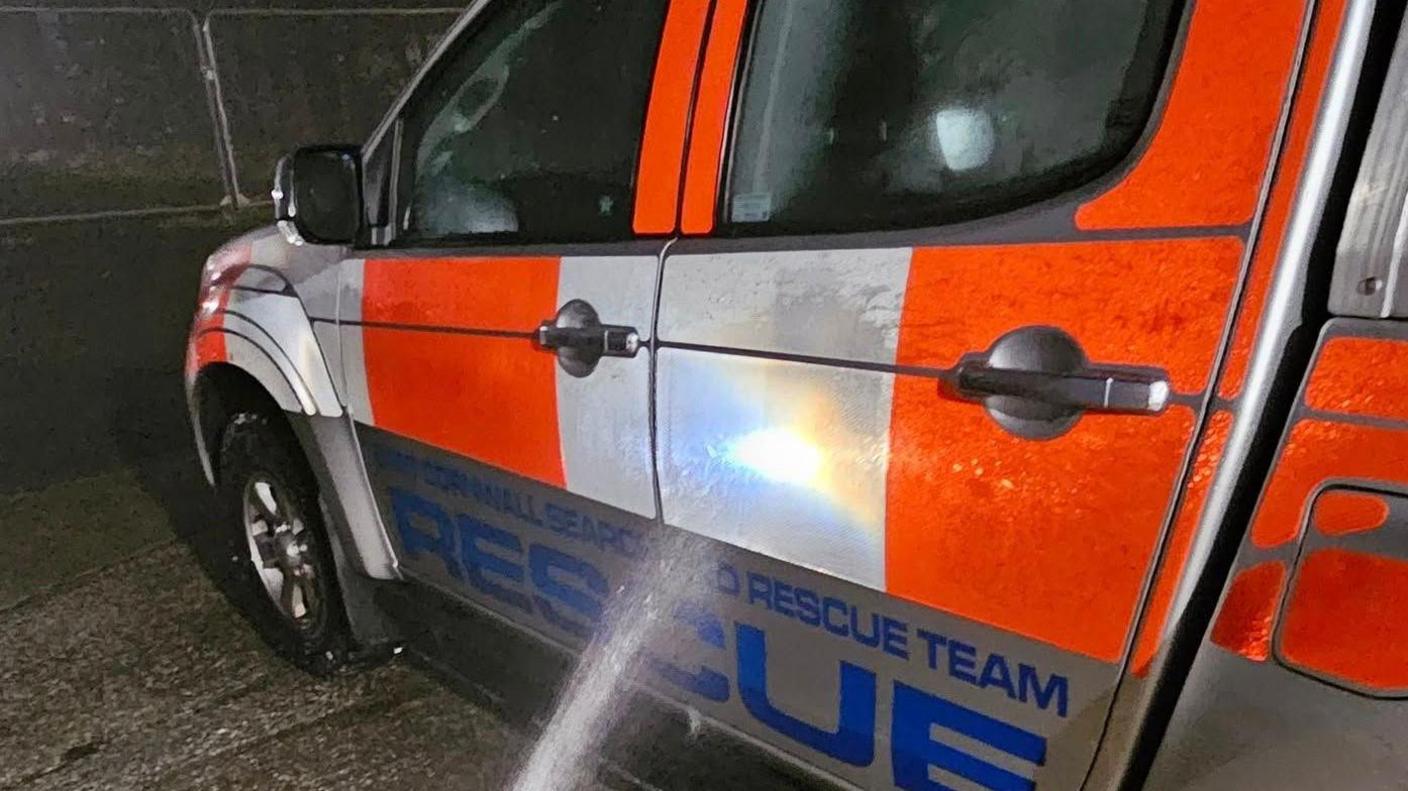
[216,410,351,676]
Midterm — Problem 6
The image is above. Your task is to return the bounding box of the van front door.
[337,0,671,645]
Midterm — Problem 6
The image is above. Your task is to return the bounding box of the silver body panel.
[657,348,893,590]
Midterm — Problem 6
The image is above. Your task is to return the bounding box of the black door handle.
[536,324,640,356]
[940,326,1171,439]
[535,299,640,377]
[953,364,1169,414]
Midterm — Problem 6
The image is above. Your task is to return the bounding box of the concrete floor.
[0,452,814,791]
[0,459,536,791]
[0,464,537,782]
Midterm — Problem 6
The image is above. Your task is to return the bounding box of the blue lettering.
[892,682,1045,791]
[747,573,771,609]
[948,639,979,685]
[544,502,574,536]
[389,487,460,580]
[457,515,531,613]
[881,617,909,660]
[917,628,947,670]
[822,597,850,637]
[373,445,418,477]
[736,623,875,767]
[717,563,740,596]
[593,519,620,554]
[795,587,821,627]
[529,545,606,639]
[979,653,1017,701]
[569,512,594,545]
[1018,664,1069,718]
[649,601,729,702]
[851,608,881,649]
[773,581,796,618]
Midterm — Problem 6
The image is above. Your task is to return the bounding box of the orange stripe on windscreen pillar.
[1075,0,1307,229]
[632,0,713,235]
[679,0,749,235]
[1219,0,1348,399]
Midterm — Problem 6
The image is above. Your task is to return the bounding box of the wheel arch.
[191,361,294,486]
[191,361,404,651]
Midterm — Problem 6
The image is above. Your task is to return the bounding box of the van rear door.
[646,0,1335,787]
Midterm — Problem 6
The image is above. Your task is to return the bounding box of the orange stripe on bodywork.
[1210,561,1285,662]
[1252,420,1408,548]
[1219,0,1350,398]
[887,395,1195,662]
[363,329,565,487]
[1305,337,1408,422]
[193,330,227,368]
[679,0,749,235]
[1131,408,1233,675]
[886,239,1241,661]
[1281,549,1408,691]
[360,256,564,485]
[1075,0,1307,230]
[895,239,1243,393]
[362,257,559,332]
[191,287,234,367]
[1314,489,1389,537]
[633,0,714,235]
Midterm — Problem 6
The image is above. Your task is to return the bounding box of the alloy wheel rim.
[241,474,321,625]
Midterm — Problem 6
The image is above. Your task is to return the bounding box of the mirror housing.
[273,146,361,245]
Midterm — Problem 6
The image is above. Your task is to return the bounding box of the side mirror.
[273,146,361,245]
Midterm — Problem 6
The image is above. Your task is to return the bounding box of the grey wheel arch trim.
[188,365,401,584]
[285,413,401,583]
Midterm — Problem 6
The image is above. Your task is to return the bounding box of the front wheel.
[216,411,351,676]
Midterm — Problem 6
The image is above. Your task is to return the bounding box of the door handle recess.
[536,299,640,377]
[940,326,1171,439]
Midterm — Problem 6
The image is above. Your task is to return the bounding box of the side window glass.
[723,0,1180,235]
[396,0,668,244]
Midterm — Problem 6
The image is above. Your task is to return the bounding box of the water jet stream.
[510,529,708,790]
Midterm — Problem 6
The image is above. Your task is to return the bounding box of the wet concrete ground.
[0,459,535,791]
[0,454,811,791]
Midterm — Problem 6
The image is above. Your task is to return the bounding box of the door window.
[395,0,669,244]
[723,0,1180,234]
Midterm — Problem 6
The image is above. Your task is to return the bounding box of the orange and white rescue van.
[185,0,1408,787]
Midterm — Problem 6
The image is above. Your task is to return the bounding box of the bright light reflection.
[199,293,222,316]
[933,106,995,172]
[725,427,824,487]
